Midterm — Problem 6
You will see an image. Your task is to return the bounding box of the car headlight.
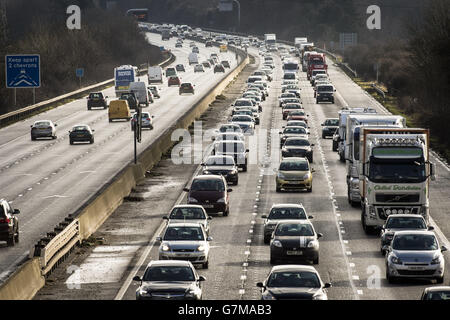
[307,240,319,248]
[368,206,376,216]
[277,172,285,179]
[197,245,205,252]
[272,240,282,248]
[139,288,152,297]
[162,244,170,252]
[217,197,226,203]
[262,292,276,300]
[312,292,327,300]
[185,290,196,298]
[203,170,210,174]
[230,169,238,174]
[188,197,198,203]
[431,256,442,265]
[281,148,288,153]
[303,173,311,180]
[390,255,402,265]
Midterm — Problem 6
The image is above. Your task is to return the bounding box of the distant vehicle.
[179,82,195,95]
[131,112,154,131]
[420,287,450,300]
[214,64,225,73]
[192,46,199,54]
[213,140,249,172]
[114,65,138,96]
[257,265,330,300]
[282,103,303,120]
[163,205,212,234]
[69,124,94,145]
[168,76,181,87]
[202,155,239,185]
[278,92,297,107]
[148,66,163,84]
[275,157,314,192]
[202,61,211,68]
[230,115,256,135]
[126,8,148,22]
[108,100,131,122]
[148,85,160,99]
[220,44,228,52]
[30,120,57,140]
[194,64,205,73]
[221,60,230,68]
[205,41,213,47]
[157,223,212,269]
[316,84,336,104]
[87,92,108,110]
[321,118,338,138]
[119,92,138,110]
[279,126,308,147]
[165,67,177,78]
[175,64,185,72]
[385,231,446,284]
[0,199,20,246]
[281,137,314,163]
[161,28,170,40]
[129,81,150,106]
[269,220,322,264]
[133,260,205,300]
[175,42,182,48]
[184,175,233,216]
[261,204,313,244]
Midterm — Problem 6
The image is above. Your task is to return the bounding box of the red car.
[287,111,308,123]
[168,76,181,87]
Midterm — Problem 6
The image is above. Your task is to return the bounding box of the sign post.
[76,68,84,88]
[6,54,41,106]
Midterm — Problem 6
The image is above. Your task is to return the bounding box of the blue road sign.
[76,68,84,77]
[5,54,40,88]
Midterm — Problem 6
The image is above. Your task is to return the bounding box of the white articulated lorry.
[358,128,435,234]
[345,114,406,206]
[333,107,377,159]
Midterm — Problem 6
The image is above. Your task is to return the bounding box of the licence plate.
[287,181,299,184]
[287,251,302,255]
[202,205,214,208]
[408,266,425,270]
[77,134,84,137]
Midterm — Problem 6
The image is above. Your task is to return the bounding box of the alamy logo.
[366,5,381,30]
[66,5,81,30]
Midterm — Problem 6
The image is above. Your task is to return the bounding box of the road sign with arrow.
[5,54,41,88]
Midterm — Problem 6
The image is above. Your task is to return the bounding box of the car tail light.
[0,218,10,224]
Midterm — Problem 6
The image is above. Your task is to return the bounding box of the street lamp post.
[233,0,240,30]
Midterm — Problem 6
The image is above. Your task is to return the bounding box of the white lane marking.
[357,290,364,295]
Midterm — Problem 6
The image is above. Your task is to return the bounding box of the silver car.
[380,214,432,255]
[157,223,212,269]
[163,205,212,234]
[385,230,447,283]
[261,204,313,244]
[257,265,331,300]
[30,120,57,140]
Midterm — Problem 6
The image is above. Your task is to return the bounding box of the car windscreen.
[232,116,252,122]
[275,223,314,236]
[284,105,301,110]
[191,179,225,192]
[284,128,307,134]
[283,73,296,79]
[219,125,241,133]
[285,139,310,147]
[325,119,339,126]
[318,86,333,92]
[281,94,296,99]
[267,271,320,288]
[234,100,252,107]
[163,226,204,241]
[169,207,206,220]
[392,234,438,251]
[72,126,89,132]
[269,208,307,220]
[143,266,195,282]
[385,217,426,229]
[279,161,309,171]
[287,122,307,127]
[205,156,235,166]
[34,121,51,127]
[89,93,103,99]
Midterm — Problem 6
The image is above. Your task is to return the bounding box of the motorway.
[0,33,238,283]
[34,37,450,300]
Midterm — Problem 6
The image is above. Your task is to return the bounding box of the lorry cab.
[108,100,131,122]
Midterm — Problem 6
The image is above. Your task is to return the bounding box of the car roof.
[271,203,304,209]
[166,222,204,228]
[171,204,205,210]
[193,174,225,181]
[393,230,435,236]
[276,219,312,225]
[271,265,318,273]
[423,286,450,293]
[281,157,309,163]
[148,260,192,268]
[386,214,425,219]
[285,137,309,141]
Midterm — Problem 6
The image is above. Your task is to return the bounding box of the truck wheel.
[322,133,326,139]
[436,276,444,284]
[313,256,319,265]
[203,261,209,269]
[31,136,36,141]
[332,141,338,151]
[7,235,15,246]
[307,185,312,193]
[264,236,270,244]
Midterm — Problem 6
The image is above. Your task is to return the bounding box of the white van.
[129,82,149,107]
[148,66,163,84]
[188,53,199,65]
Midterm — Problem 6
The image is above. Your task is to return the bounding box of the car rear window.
[143,266,195,282]
[215,142,245,153]
[191,179,225,192]
[269,207,306,219]
[275,223,314,236]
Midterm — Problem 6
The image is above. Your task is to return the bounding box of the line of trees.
[0,0,163,115]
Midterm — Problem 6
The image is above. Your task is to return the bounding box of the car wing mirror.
[261,215,268,219]
[311,168,315,173]
[256,282,265,288]
[317,233,323,238]
[208,216,212,220]
[183,188,190,192]
[92,129,95,132]
[428,226,434,231]
[55,124,58,127]
[311,143,315,146]
[13,209,20,215]
[199,276,206,281]
[228,188,233,192]
[308,215,314,219]
[441,246,448,252]
[162,216,169,220]
[133,276,142,282]
[207,236,213,241]
[155,236,162,242]
[323,283,332,289]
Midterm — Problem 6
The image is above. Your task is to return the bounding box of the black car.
[69,124,95,145]
[270,220,322,265]
[281,137,314,162]
[257,265,331,300]
[420,286,450,300]
[175,64,185,72]
[201,155,239,185]
[120,92,138,110]
[87,92,108,110]
[0,199,20,246]
[205,41,213,47]
[316,84,336,104]
[133,260,205,300]
[221,60,230,68]
[214,64,225,73]
[179,83,195,95]
[321,118,339,138]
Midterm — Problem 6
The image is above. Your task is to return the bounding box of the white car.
[30,120,57,140]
